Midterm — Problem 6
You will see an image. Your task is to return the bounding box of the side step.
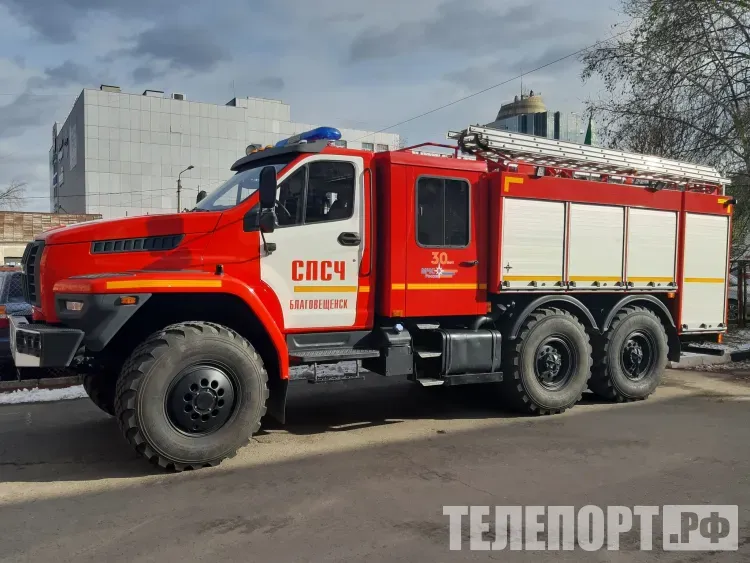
[290,348,381,364]
[415,372,504,387]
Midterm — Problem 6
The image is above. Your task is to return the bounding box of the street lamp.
[177,165,194,213]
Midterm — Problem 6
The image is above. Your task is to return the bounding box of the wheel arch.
[508,295,599,340]
[102,287,290,423]
[602,295,680,362]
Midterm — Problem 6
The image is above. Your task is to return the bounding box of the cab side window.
[416,176,470,247]
[276,161,356,227]
[306,161,356,223]
[277,167,306,226]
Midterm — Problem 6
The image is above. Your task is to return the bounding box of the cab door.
[404,172,486,317]
[260,154,366,330]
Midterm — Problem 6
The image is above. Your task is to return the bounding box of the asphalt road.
[0,370,748,562]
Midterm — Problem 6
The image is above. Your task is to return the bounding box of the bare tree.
[0,181,26,210]
[582,0,750,255]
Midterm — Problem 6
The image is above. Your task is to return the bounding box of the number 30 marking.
[431,252,449,265]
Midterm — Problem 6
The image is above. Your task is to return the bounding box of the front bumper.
[9,316,84,368]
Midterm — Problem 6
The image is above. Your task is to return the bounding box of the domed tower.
[494,91,547,121]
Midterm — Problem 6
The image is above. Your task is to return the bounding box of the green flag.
[584,115,594,145]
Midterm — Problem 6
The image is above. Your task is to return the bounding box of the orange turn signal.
[118,296,138,306]
[667,292,676,299]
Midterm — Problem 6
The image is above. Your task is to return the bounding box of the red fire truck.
[10,125,732,470]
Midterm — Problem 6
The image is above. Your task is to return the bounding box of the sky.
[0,0,624,211]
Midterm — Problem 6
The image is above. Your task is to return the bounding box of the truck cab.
[10,126,732,471]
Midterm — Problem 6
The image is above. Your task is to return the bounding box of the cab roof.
[230,140,329,172]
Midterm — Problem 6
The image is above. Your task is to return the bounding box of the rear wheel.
[114,321,269,471]
[83,372,116,416]
[590,306,668,402]
[501,308,592,415]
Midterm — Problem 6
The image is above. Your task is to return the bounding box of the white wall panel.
[627,208,677,289]
[502,198,565,289]
[681,213,729,331]
[568,203,624,289]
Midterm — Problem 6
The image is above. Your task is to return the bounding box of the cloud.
[123,25,231,74]
[27,61,96,88]
[323,12,365,23]
[348,1,538,62]
[0,90,57,138]
[444,42,590,90]
[0,0,178,43]
[132,65,166,84]
[0,0,620,215]
[254,76,285,93]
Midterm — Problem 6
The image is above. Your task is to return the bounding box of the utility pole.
[177,165,194,213]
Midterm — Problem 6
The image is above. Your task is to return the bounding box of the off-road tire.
[83,372,116,416]
[500,308,592,415]
[589,306,668,403]
[114,321,269,471]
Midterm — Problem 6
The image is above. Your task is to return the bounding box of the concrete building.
[486,91,594,145]
[0,212,101,266]
[50,86,401,219]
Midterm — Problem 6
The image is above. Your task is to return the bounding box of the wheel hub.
[167,365,236,435]
[539,346,563,379]
[621,331,656,382]
[535,337,575,390]
[625,341,644,368]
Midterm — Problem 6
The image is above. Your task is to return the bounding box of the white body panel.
[681,213,729,331]
[501,198,565,289]
[627,209,678,289]
[260,154,364,329]
[568,204,624,289]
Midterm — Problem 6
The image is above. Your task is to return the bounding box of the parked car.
[0,268,31,360]
[727,273,750,322]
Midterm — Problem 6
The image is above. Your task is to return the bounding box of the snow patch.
[0,362,363,405]
[289,362,358,378]
[0,385,87,405]
[693,328,750,353]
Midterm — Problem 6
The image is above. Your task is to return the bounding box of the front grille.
[91,234,184,254]
[21,241,44,307]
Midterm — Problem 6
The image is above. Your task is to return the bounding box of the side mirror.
[259,209,276,234]
[196,190,207,204]
[259,166,277,209]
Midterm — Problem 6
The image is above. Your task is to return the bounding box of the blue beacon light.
[275,126,342,148]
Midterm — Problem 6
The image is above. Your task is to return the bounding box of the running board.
[416,372,504,387]
[290,348,381,364]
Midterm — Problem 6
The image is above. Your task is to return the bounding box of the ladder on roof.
[447,125,729,190]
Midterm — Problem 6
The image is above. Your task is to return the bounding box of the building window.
[361,142,374,151]
[416,176,470,248]
[376,144,389,152]
[277,161,356,227]
[333,140,348,148]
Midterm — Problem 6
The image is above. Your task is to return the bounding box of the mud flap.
[265,377,288,424]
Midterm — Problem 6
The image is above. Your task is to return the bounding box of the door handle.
[338,232,361,246]
[461,260,479,267]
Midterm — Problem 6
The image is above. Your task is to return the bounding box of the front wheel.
[589,307,668,403]
[114,322,269,471]
[83,372,117,416]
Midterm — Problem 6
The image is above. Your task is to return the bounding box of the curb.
[668,352,733,369]
[729,349,750,362]
[0,376,82,393]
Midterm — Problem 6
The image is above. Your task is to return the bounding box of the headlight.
[64,300,84,312]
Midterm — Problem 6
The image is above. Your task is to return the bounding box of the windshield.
[193,159,292,212]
